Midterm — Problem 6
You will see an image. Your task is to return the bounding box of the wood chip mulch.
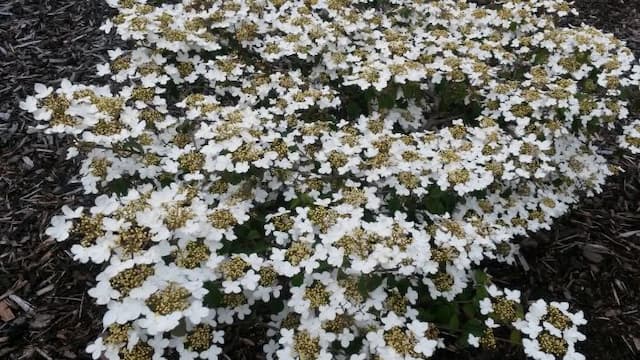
[0,1,638,359]
[0,1,121,358]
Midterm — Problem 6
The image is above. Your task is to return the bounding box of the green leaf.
[267,299,285,313]
[395,278,411,294]
[437,80,468,112]
[456,318,483,348]
[510,329,522,344]
[571,117,583,133]
[473,270,488,285]
[462,318,483,334]
[576,51,590,64]
[170,319,187,337]
[534,49,550,65]
[432,302,457,325]
[586,118,600,133]
[449,311,460,330]
[345,101,363,119]
[202,282,223,308]
[357,274,384,298]
[378,94,395,109]
[423,186,458,215]
[291,193,315,208]
[473,286,489,303]
[419,308,435,322]
[122,139,145,154]
[424,199,446,215]
[387,194,403,212]
[222,171,244,185]
[378,89,395,109]
[344,336,364,355]
[158,172,174,187]
[247,229,262,241]
[315,261,333,273]
[462,303,477,318]
[367,275,384,291]
[463,101,483,123]
[290,272,304,287]
[106,178,129,196]
[363,87,376,103]
[165,80,180,100]
[358,276,368,298]
[402,83,421,99]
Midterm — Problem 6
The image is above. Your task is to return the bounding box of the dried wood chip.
[30,313,55,330]
[0,300,16,322]
[619,230,640,238]
[35,284,55,297]
[582,244,606,263]
[8,294,34,314]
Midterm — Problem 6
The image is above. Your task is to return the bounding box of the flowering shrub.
[21,0,640,359]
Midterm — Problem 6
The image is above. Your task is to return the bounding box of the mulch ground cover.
[0,1,638,359]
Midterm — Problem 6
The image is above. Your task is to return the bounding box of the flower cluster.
[469,287,586,360]
[515,300,587,360]
[21,0,640,359]
[619,119,640,153]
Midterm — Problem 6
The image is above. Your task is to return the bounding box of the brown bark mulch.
[0,1,120,358]
[0,1,638,359]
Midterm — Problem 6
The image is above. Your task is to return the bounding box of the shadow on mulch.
[0,1,638,359]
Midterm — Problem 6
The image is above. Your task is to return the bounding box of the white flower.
[149,335,170,359]
[96,62,111,76]
[414,337,438,357]
[66,147,80,159]
[479,297,493,315]
[138,311,183,335]
[86,337,106,360]
[264,339,279,359]
[70,241,112,264]
[103,298,144,327]
[19,96,38,112]
[504,288,521,302]
[45,215,73,241]
[467,334,480,348]
[240,270,261,290]
[201,344,223,359]
[337,329,355,348]
[183,301,209,324]
[88,279,119,305]
[91,195,120,215]
[365,330,385,350]
[33,83,53,99]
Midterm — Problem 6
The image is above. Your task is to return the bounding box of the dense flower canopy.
[21,0,640,359]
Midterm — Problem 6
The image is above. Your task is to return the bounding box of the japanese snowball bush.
[20,0,640,359]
